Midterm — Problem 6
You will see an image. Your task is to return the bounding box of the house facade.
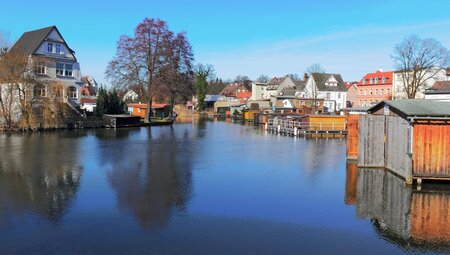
[303,73,347,112]
[220,83,250,99]
[10,26,83,105]
[345,82,358,107]
[392,68,447,99]
[357,70,393,107]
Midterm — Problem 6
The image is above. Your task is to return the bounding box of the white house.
[392,68,447,99]
[303,73,347,112]
[9,26,84,104]
[123,90,139,102]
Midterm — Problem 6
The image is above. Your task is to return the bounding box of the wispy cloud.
[197,20,450,80]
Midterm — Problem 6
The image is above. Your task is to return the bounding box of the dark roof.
[10,26,75,57]
[279,86,296,96]
[10,26,55,55]
[267,77,288,90]
[311,73,347,92]
[293,80,306,91]
[368,100,450,117]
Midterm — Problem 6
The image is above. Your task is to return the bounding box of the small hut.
[358,100,450,183]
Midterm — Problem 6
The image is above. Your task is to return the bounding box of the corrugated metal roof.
[369,100,450,117]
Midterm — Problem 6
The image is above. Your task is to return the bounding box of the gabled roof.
[425,81,450,95]
[279,86,296,96]
[10,26,75,58]
[293,80,306,91]
[358,71,393,86]
[368,100,450,118]
[345,82,358,90]
[311,73,347,92]
[220,83,246,97]
[267,77,288,90]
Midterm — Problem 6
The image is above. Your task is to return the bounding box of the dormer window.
[362,79,366,85]
[370,78,374,84]
[382,77,386,83]
[47,42,54,53]
[374,78,378,83]
[56,44,62,54]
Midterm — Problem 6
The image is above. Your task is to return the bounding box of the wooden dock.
[265,118,347,137]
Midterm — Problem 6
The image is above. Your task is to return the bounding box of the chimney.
[304,73,309,80]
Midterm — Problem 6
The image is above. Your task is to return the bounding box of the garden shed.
[359,100,450,183]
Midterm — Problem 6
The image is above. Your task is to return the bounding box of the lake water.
[0,119,449,255]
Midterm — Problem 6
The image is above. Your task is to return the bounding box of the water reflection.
[0,131,83,223]
[346,163,450,253]
[104,126,196,229]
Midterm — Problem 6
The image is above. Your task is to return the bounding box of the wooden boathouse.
[358,100,450,183]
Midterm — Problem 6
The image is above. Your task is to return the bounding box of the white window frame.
[56,62,74,77]
[36,62,47,74]
[56,43,62,54]
[47,42,54,53]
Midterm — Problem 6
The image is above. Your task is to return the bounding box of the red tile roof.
[236,91,252,99]
[80,98,97,104]
[431,81,450,90]
[358,71,393,86]
[128,103,169,109]
[220,83,247,97]
[345,82,358,90]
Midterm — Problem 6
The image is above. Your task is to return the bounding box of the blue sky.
[1,0,449,85]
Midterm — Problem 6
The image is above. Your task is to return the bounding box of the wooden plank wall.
[385,116,412,182]
[358,115,386,167]
[413,124,450,178]
[346,115,359,160]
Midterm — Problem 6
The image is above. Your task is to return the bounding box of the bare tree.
[256,74,269,83]
[306,63,326,74]
[392,35,450,99]
[304,64,325,113]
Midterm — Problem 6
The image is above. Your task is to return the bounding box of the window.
[359,100,363,106]
[301,101,305,106]
[35,62,46,74]
[34,84,46,97]
[374,78,378,83]
[370,78,373,84]
[387,89,390,94]
[56,43,62,54]
[359,90,362,96]
[56,63,74,77]
[47,43,54,53]
[382,77,386,83]
[68,86,77,98]
[338,93,341,99]
[362,79,366,85]
[370,90,373,95]
[375,89,378,95]
[316,101,321,106]
[381,89,384,95]
[364,90,367,95]
[326,93,331,100]
[65,64,73,76]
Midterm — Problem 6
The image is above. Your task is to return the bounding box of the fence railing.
[267,118,346,131]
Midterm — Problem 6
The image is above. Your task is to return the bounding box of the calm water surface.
[0,120,449,255]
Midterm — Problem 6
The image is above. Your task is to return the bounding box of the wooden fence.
[385,116,412,181]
